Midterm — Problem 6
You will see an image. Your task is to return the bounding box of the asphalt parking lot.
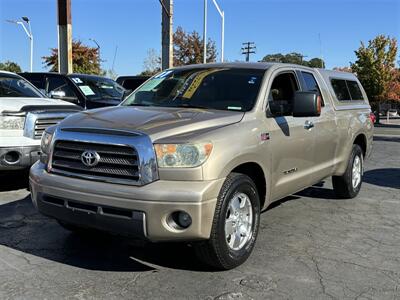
[0,135,399,300]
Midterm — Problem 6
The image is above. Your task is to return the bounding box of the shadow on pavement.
[0,169,29,192]
[0,196,212,272]
[363,168,400,189]
[373,136,400,143]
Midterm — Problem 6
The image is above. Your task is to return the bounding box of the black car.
[19,72,126,109]
[116,75,150,93]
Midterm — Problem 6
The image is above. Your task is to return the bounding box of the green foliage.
[350,35,398,103]
[261,52,325,68]
[0,61,22,73]
[308,58,325,68]
[42,40,102,74]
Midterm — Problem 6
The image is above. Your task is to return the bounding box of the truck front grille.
[34,117,65,139]
[51,141,140,183]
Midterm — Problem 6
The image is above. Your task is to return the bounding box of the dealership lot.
[0,136,399,299]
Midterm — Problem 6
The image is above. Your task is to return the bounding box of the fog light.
[4,151,20,164]
[177,211,192,228]
[168,211,192,230]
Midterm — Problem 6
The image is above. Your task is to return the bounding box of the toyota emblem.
[81,150,100,167]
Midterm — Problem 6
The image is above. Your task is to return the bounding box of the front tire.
[332,144,363,199]
[194,173,260,270]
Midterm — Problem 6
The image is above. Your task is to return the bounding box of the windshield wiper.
[172,104,210,109]
[127,103,152,107]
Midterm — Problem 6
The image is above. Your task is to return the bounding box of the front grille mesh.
[34,117,64,139]
[51,141,140,182]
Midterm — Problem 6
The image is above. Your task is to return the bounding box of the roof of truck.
[172,62,354,74]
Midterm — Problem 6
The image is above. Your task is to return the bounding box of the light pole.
[203,0,225,63]
[89,38,101,67]
[6,17,33,72]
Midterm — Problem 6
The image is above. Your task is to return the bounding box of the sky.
[0,0,399,76]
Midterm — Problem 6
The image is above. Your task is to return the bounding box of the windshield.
[0,74,43,98]
[68,75,125,101]
[121,67,265,112]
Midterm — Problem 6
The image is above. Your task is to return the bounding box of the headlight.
[154,143,213,168]
[40,129,54,165]
[0,116,25,130]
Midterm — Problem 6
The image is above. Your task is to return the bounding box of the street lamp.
[6,17,33,72]
[89,38,101,65]
[203,0,225,63]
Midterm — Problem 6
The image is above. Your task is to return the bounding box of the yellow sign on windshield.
[182,69,222,99]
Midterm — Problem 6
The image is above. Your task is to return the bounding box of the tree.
[173,26,217,66]
[350,35,398,104]
[308,58,325,68]
[140,48,161,76]
[141,27,217,74]
[261,52,325,68]
[42,40,102,74]
[384,68,400,101]
[0,61,22,73]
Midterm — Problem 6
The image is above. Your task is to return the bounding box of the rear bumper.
[0,145,41,170]
[29,162,224,241]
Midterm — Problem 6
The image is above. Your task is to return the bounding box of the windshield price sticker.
[78,85,96,96]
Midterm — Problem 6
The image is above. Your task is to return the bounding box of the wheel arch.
[228,162,268,209]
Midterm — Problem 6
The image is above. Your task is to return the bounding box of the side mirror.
[49,90,66,99]
[292,91,321,117]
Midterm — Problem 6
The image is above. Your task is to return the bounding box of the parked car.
[30,63,373,269]
[0,71,80,171]
[19,72,126,109]
[388,109,398,117]
[116,75,150,93]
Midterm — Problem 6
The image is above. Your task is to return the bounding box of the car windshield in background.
[122,68,265,112]
[0,75,43,98]
[68,75,125,101]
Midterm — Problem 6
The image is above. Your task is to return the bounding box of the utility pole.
[57,0,72,74]
[241,42,256,62]
[160,0,173,70]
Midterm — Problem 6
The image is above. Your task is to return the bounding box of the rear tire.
[194,173,260,270]
[332,144,363,199]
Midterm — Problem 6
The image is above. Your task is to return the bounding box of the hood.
[0,97,78,113]
[58,106,244,140]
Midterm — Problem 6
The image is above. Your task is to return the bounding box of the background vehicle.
[19,72,126,109]
[0,71,80,170]
[116,75,150,93]
[388,109,398,117]
[30,63,373,269]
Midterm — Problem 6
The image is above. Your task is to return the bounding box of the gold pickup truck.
[29,63,374,269]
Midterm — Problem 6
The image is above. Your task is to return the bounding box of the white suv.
[0,71,80,170]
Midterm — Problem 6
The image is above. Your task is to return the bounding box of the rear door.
[267,68,317,200]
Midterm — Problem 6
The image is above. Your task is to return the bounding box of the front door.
[266,70,316,200]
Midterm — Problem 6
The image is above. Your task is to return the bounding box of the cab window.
[46,77,78,101]
[268,72,299,116]
[301,71,324,106]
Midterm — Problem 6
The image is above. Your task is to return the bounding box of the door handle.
[304,120,314,130]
